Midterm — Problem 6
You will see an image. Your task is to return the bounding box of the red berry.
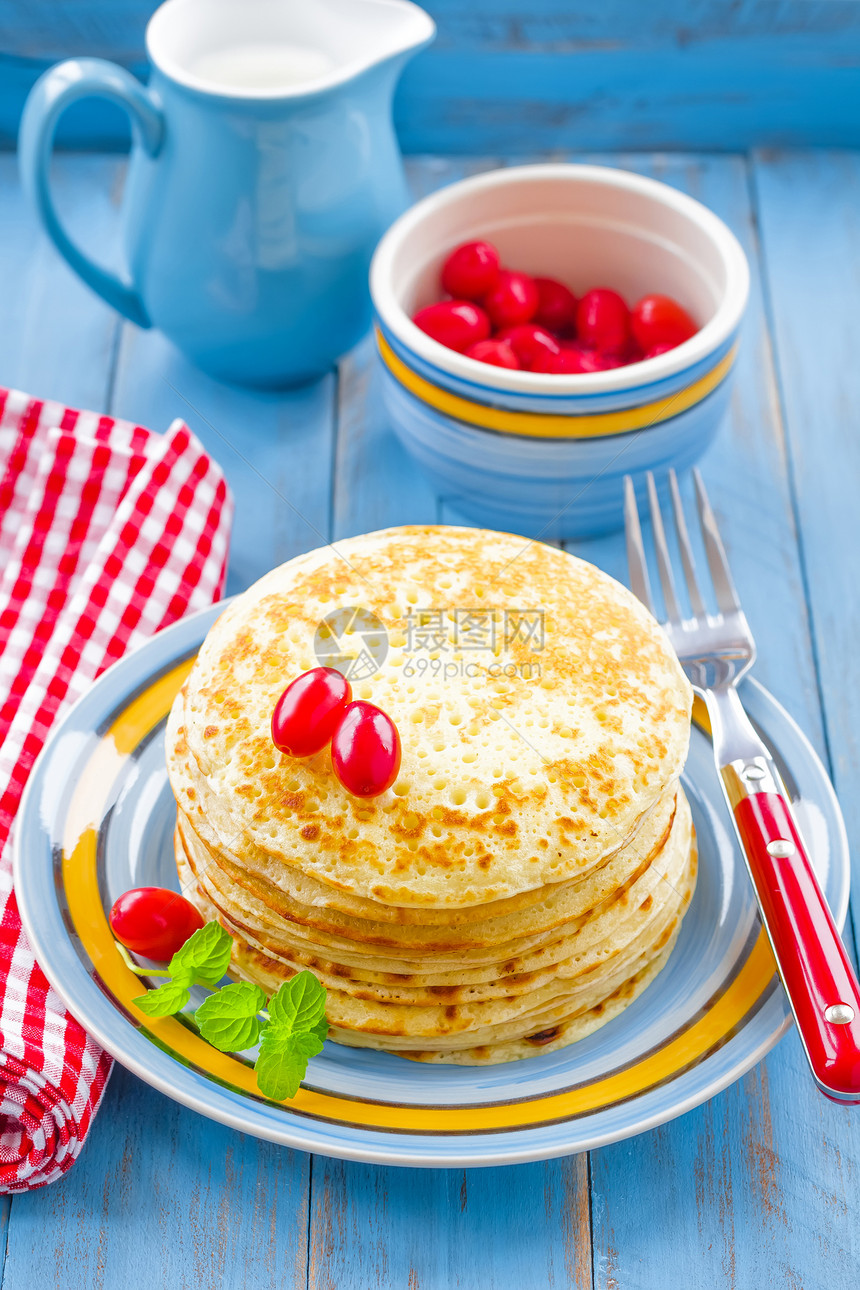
[496,324,559,369]
[532,346,623,375]
[466,339,520,369]
[331,701,401,798]
[412,300,491,353]
[576,289,631,354]
[533,277,578,336]
[482,270,539,329]
[272,667,352,757]
[440,240,500,301]
[632,294,698,352]
[644,342,677,359]
[110,887,205,961]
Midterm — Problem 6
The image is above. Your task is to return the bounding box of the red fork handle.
[734,791,860,1102]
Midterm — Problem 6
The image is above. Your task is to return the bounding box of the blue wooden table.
[1,148,859,1289]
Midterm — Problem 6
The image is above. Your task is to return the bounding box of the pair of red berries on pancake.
[411,239,698,375]
[272,669,401,799]
[109,668,400,963]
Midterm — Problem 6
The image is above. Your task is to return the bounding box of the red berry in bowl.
[412,301,491,353]
[576,289,631,354]
[109,887,205,961]
[496,324,559,369]
[483,270,539,329]
[532,346,623,375]
[272,667,352,757]
[440,240,500,301]
[466,339,520,369]
[631,294,698,352]
[331,701,402,798]
[533,277,578,336]
[643,342,677,359]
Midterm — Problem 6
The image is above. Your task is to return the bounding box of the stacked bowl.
[370,164,749,539]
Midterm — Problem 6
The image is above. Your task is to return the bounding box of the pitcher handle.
[19,58,164,328]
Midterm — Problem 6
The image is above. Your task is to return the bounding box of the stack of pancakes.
[166,525,696,1065]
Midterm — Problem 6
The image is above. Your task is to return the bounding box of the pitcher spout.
[146,0,435,102]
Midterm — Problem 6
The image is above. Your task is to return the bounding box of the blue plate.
[14,603,850,1167]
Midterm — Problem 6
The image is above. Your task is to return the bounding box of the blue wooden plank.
[5,2,860,151]
[752,149,860,930]
[0,152,122,407]
[309,1155,592,1290]
[109,324,337,594]
[3,1066,310,1290]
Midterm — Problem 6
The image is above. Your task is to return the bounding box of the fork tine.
[692,468,741,614]
[624,476,655,613]
[668,468,707,618]
[646,472,682,623]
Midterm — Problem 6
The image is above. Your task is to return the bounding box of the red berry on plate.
[440,240,500,301]
[331,701,402,798]
[412,300,491,353]
[482,270,539,329]
[533,277,578,336]
[466,339,520,369]
[631,294,697,352]
[576,288,631,354]
[532,346,623,375]
[272,667,352,757]
[109,887,205,961]
[496,324,559,369]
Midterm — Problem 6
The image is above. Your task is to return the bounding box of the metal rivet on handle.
[825,1004,855,1025]
[766,839,796,858]
[743,765,767,781]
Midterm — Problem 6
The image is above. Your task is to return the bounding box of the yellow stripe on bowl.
[377,331,738,440]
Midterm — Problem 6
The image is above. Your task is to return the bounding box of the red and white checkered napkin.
[0,387,233,1191]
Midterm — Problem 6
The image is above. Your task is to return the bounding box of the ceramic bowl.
[369,164,749,538]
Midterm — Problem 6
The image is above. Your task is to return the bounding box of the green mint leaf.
[267,971,327,1035]
[310,1016,329,1045]
[255,1028,324,1101]
[169,920,233,988]
[194,981,266,1053]
[133,974,193,1017]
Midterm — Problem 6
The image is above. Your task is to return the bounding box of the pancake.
[175,790,691,998]
[170,727,681,951]
[169,687,677,928]
[176,525,692,908]
[235,868,691,1049]
[166,525,696,1065]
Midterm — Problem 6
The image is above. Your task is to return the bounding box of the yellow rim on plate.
[377,330,739,440]
[61,660,775,1134]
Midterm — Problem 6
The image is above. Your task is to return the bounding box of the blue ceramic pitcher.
[19,0,434,388]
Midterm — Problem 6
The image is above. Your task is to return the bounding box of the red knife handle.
[734,791,860,1102]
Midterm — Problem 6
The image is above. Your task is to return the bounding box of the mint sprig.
[254,974,329,1100]
[131,920,234,1017]
[125,921,327,1100]
[195,980,266,1052]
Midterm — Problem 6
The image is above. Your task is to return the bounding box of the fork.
[624,468,860,1102]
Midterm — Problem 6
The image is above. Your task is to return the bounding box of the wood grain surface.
[4,1,860,151]
[0,149,858,1288]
